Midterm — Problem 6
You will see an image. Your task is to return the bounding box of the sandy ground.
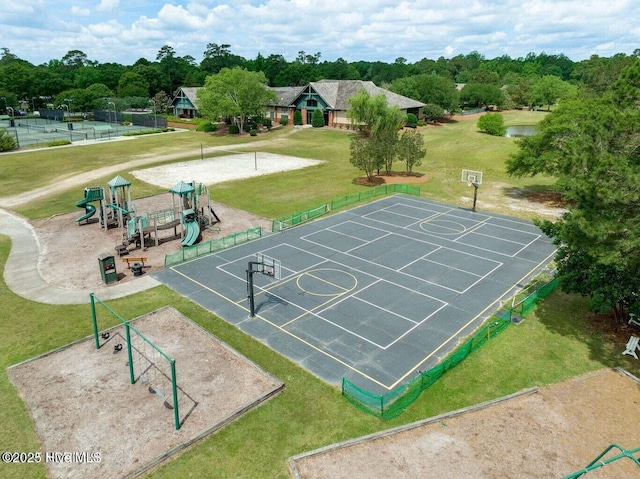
[4,125,578,478]
[131,152,323,188]
[35,192,272,290]
[290,369,640,479]
[9,307,283,479]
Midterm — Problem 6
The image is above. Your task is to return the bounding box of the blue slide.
[75,197,96,222]
[181,221,200,246]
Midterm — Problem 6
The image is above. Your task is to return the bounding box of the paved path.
[0,128,304,304]
[0,208,161,304]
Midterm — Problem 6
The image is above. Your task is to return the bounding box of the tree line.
[0,45,639,117]
[507,59,640,324]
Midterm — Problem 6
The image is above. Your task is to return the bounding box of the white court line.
[280,278,448,350]
[455,224,542,258]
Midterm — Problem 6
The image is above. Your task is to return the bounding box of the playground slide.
[75,197,96,222]
[181,221,200,247]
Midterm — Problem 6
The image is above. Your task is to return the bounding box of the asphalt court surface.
[154,195,556,395]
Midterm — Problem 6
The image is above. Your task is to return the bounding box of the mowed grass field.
[1,112,638,479]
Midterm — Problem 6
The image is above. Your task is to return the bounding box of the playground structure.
[75,175,134,230]
[76,176,220,255]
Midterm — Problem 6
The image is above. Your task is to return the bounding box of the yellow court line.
[385,248,558,391]
[171,246,556,392]
[188,267,392,389]
[169,266,246,307]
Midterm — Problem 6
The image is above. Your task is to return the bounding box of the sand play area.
[9,307,283,479]
[33,152,324,292]
[130,152,323,188]
[290,368,640,478]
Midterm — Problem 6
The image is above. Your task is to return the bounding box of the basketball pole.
[472,182,479,212]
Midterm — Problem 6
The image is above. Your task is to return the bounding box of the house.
[172,87,200,118]
[171,80,425,125]
[265,80,425,127]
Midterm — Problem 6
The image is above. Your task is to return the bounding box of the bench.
[629,313,640,327]
[122,257,148,268]
[623,335,640,360]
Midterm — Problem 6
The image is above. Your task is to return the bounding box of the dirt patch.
[9,307,283,479]
[290,369,640,478]
[353,172,428,187]
[34,193,271,291]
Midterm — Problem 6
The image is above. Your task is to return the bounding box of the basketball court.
[154,194,556,395]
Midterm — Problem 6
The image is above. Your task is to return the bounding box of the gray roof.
[174,87,200,108]
[308,80,425,110]
[270,86,304,107]
[175,81,424,112]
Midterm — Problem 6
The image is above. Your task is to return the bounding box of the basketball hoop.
[467,178,473,187]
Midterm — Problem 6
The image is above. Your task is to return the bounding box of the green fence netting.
[331,184,421,212]
[272,204,329,233]
[271,184,421,233]
[342,278,559,420]
[164,227,262,267]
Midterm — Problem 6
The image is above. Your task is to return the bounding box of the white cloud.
[97,0,119,13]
[71,6,91,16]
[0,0,639,65]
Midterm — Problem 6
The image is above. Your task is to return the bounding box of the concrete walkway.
[0,208,160,304]
[0,127,304,304]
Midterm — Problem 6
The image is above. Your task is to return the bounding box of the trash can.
[98,253,118,284]
[68,122,73,130]
[9,119,15,127]
[131,262,144,276]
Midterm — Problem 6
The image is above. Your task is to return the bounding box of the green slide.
[75,197,96,222]
[181,221,200,246]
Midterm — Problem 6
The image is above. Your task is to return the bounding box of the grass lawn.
[1,112,637,479]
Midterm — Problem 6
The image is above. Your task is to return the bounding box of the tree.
[477,113,506,136]
[388,74,459,115]
[197,67,276,134]
[610,59,640,108]
[506,98,640,321]
[347,89,406,177]
[397,129,425,174]
[460,83,504,108]
[293,110,303,125]
[201,43,245,74]
[117,72,149,97]
[529,75,576,110]
[151,91,172,115]
[349,134,380,181]
[311,108,324,127]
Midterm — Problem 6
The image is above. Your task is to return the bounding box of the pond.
[505,125,538,138]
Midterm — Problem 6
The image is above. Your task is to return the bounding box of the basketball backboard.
[256,253,281,280]
[461,169,483,186]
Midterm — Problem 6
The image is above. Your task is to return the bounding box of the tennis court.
[154,195,556,395]
[0,116,159,148]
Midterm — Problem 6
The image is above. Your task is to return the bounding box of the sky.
[1,0,639,66]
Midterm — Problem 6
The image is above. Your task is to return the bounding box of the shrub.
[261,118,272,130]
[311,109,325,128]
[196,121,217,132]
[417,120,427,127]
[405,113,418,128]
[46,139,72,147]
[279,117,289,126]
[249,129,257,136]
[477,112,506,136]
[293,110,303,126]
[228,124,240,134]
[0,128,17,151]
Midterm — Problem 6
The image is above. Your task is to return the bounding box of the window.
[307,99,317,107]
